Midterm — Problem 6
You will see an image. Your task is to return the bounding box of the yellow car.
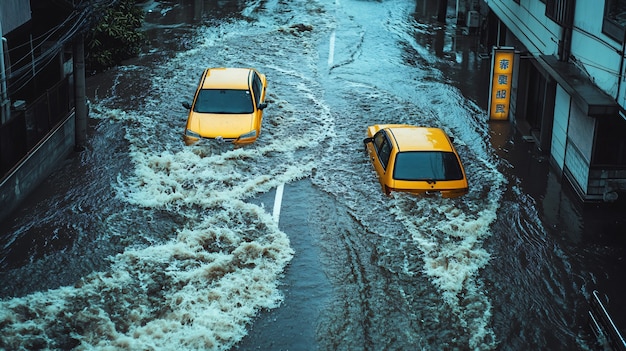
[363,124,468,198]
[183,67,268,145]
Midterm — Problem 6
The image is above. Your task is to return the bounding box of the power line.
[3,0,120,93]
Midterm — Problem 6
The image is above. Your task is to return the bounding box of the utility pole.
[0,19,10,124]
[73,33,87,149]
[438,0,448,23]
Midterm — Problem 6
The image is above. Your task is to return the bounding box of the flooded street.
[1,0,625,350]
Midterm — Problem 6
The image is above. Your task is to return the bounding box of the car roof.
[201,68,252,90]
[386,126,454,152]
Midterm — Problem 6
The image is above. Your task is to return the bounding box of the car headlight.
[185,129,201,139]
[238,130,257,140]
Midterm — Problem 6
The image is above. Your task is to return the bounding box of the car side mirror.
[363,137,373,145]
[182,102,191,110]
[258,102,268,110]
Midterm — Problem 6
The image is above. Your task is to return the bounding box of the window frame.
[251,72,263,107]
[392,151,465,181]
[545,0,574,27]
[193,89,254,114]
[373,131,392,170]
[602,0,626,43]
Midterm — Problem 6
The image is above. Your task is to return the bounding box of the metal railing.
[0,76,72,177]
[589,290,626,351]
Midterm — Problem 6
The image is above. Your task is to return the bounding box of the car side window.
[373,131,391,170]
[252,73,262,106]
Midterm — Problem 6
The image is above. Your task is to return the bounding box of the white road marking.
[328,30,335,68]
[273,183,285,224]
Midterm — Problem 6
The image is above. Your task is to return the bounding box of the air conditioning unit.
[467,11,480,28]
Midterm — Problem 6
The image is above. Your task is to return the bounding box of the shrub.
[85,0,146,73]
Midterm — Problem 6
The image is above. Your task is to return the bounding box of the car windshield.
[393,151,464,181]
[193,89,254,114]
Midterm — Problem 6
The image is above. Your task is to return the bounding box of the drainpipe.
[617,25,626,102]
[558,0,575,62]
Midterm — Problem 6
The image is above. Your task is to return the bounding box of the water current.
[1,0,624,350]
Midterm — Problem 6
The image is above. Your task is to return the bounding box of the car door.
[371,131,392,189]
[252,71,266,103]
[251,72,265,132]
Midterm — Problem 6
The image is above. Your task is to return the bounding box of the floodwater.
[1,0,625,350]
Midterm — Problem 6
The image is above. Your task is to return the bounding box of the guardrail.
[589,290,626,351]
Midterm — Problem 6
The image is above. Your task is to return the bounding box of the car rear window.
[194,89,254,114]
[393,151,464,181]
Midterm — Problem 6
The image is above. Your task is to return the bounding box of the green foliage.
[85,0,146,73]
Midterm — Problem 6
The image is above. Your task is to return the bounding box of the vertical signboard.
[488,47,515,120]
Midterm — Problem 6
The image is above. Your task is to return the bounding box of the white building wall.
[487,0,624,108]
[484,0,561,55]
[0,0,31,34]
[564,103,595,194]
[568,103,594,160]
[564,144,589,195]
[569,1,622,101]
[486,0,624,201]
[551,85,570,171]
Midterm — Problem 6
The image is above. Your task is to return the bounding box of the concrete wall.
[0,111,75,223]
[564,103,594,197]
[0,0,31,33]
[484,0,560,55]
[570,1,622,102]
[551,84,569,173]
[568,102,595,161]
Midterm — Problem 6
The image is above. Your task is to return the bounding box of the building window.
[546,0,573,26]
[603,0,626,42]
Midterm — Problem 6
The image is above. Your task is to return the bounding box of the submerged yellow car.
[363,124,468,198]
[183,67,268,145]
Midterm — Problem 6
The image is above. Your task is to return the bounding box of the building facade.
[0,0,89,223]
[480,0,626,202]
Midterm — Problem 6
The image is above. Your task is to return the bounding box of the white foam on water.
[1,1,336,349]
[0,202,293,350]
[308,0,507,348]
[1,0,508,349]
